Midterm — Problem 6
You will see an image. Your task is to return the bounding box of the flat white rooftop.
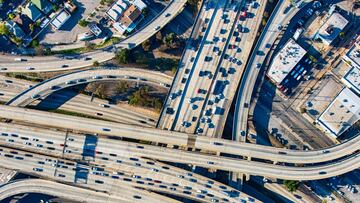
[342,66,360,95]
[51,10,71,30]
[267,38,307,84]
[317,12,348,45]
[317,88,360,137]
[342,41,360,94]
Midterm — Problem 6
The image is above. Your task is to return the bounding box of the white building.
[106,0,128,21]
[51,9,71,30]
[342,40,360,95]
[315,12,348,46]
[316,88,360,138]
[267,38,307,85]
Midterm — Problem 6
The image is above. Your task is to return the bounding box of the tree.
[93,61,100,67]
[284,180,299,192]
[163,33,176,47]
[141,39,151,51]
[116,81,129,93]
[93,84,106,99]
[155,31,162,42]
[300,107,307,114]
[0,22,9,36]
[115,49,130,64]
[8,13,15,19]
[29,23,34,32]
[85,41,95,50]
[142,7,149,17]
[30,39,39,48]
[35,45,46,56]
[78,19,89,27]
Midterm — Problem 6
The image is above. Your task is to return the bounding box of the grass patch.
[5,72,43,82]
[48,109,111,122]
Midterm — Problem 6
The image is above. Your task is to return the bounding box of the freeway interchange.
[0,0,359,202]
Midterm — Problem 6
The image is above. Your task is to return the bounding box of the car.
[183,191,191,195]
[196,128,203,134]
[277,25,283,31]
[31,94,40,99]
[154,26,161,31]
[92,75,102,79]
[133,195,142,199]
[165,13,171,17]
[4,80,12,83]
[0,67,7,70]
[151,168,159,172]
[36,144,43,147]
[26,67,34,70]
[24,142,32,146]
[33,168,43,172]
[102,128,111,132]
[207,161,215,165]
[95,180,104,184]
[61,64,69,68]
[177,175,185,179]
[213,142,223,146]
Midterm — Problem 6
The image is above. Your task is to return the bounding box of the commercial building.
[342,41,360,95]
[267,39,307,85]
[315,12,348,46]
[317,88,360,138]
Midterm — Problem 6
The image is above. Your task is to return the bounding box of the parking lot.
[277,56,314,95]
[38,0,100,45]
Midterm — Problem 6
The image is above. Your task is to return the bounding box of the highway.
[233,0,302,142]
[158,0,240,133]
[6,68,172,107]
[0,75,158,126]
[0,106,359,180]
[0,179,134,203]
[0,123,256,203]
[0,0,187,72]
[196,0,266,137]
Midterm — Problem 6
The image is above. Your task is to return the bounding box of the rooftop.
[317,88,360,137]
[22,2,43,22]
[317,12,348,45]
[120,4,142,27]
[342,66,360,95]
[51,9,71,30]
[267,39,307,84]
[345,41,360,69]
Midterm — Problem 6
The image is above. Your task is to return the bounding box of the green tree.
[116,81,129,93]
[29,23,34,32]
[116,49,130,64]
[30,39,39,48]
[93,84,106,99]
[35,45,46,56]
[141,39,151,51]
[284,180,299,192]
[93,61,100,67]
[8,13,15,19]
[0,22,9,35]
[300,107,307,114]
[78,19,89,27]
[163,33,176,47]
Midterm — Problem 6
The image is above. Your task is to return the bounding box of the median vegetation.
[284,180,299,192]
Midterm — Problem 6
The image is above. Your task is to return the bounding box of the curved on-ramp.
[0,179,133,203]
[0,0,187,72]
[0,105,359,180]
[6,68,172,107]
